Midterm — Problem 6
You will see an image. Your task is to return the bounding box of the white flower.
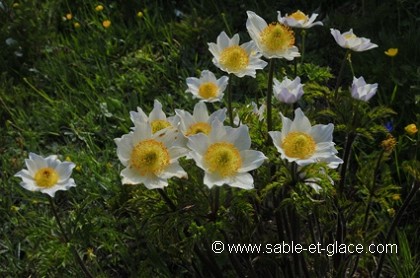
[330,28,378,52]
[115,123,189,189]
[246,11,300,60]
[208,31,267,78]
[14,153,76,197]
[300,167,334,193]
[130,99,180,133]
[251,101,266,121]
[187,120,267,189]
[278,10,323,29]
[185,70,229,102]
[273,76,304,104]
[175,102,226,137]
[351,76,378,101]
[269,108,343,168]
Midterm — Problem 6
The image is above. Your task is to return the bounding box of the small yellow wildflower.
[387,208,395,217]
[10,205,20,212]
[75,165,82,172]
[65,156,72,162]
[392,194,401,201]
[404,124,418,136]
[74,22,81,28]
[137,11,144,18]
[95,5,104,12]
[102,20,111,28]
[381,134,397,152]
[66,13,73,20]
[86,248,96,260]
[384,48,398,57]
[12,3,19,8]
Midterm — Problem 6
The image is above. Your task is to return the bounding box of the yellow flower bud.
[102,20,111,28]
[384,48,398,57]
[66,13,73,20]
[95,5,104,12]
[74,22,81,28]
[137,11,144,18]
[404,124,418,136]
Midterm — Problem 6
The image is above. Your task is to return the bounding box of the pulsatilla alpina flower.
[351,76,378,102]
[269,108,343,168]
[330,28,378,52]
[175,102,226,137]
[115,123,189,188]
[246,11,300,60]
[130,99,180,134]
[14,153,76,197]
[273,76,305,104]
[278,10,323,29]
[187,120,267,189]
[208,31,267,78]
[185,70,229,102]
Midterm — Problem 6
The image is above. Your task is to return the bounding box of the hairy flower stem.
[334,50,351,98]
[226,74,234,127]
[266,59,275,137]
[339,132,356,195]
[48,197,94,278]
[300,30,307,64]
[375,181,420,278]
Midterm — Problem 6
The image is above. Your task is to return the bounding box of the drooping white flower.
[14,153,76,197]
[299,167,334,193]
[246,11,300,60]
[115,123,189,189]
[273,76,304,104]
[130,99,180,133]
[330,28,378,52]
[351,76,378,101]
[208,31,267,78]
[175,102,226,137]
[185,70,229,102]
[269,108,343,168]
[187,120,267,189]
[278,10,323,29]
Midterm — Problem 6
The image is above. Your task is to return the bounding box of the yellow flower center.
[204,142,242,177]
[34,167,59,188]
[150,120,171,133]
[130,139,170,176]
[282,132,316,159]
[198,82,218,99]
[219,45,249,72]
[260,23,295,52]
[289,10,308,22]
[344,33,357,40]
[185,122,212,136]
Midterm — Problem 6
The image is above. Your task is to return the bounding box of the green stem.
[338,132,356,195]
[334,50,351,98]
[375,181,420,278]
[300,30,306,64]
[347,53,355,77]
[157,188,177,211]
[226,74,234,127]
[48,197,94,278]
[266,59,275,135]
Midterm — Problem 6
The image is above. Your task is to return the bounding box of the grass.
[1,0,420,277]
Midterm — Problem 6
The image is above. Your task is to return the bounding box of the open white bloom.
[185,70,228,102]
[273,76,304,104]
[278,10,323,29]
[330,28,378,52]
[351,76,378,101]
[208,31,267,78]
[188,120,267,189]
[130,99,180,133]
[246,11,300,60]
[115,123,189,189]
[269,108,343,168]
[14,153,76,197]
[175,102,226,137]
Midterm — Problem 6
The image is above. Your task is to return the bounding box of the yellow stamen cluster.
[150,120,171,134]
[282,132,316,159]
[185,122,212,136]
[344,33,357,40]
[198,82,218,99]
[219,45,249,72]
[260,23,295,52]
[289,10,308,22]
[204,142,242,177]
[34,167,59,188]
[130,139,170,176]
